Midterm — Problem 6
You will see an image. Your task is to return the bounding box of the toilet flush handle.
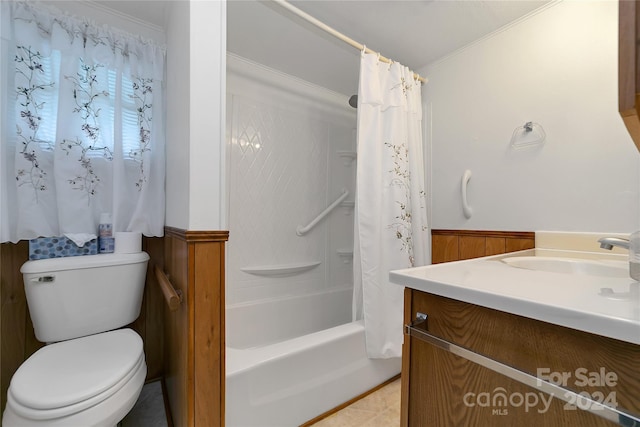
[30,275,55,283]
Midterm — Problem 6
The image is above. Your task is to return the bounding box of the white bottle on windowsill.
[98,212,114,254]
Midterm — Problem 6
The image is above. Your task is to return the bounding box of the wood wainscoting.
[432,229,535,264]
[0,241,39,416]
[161,227,228,427]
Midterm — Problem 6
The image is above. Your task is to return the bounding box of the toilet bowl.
[3,329,146,427]
[2,251,150,427]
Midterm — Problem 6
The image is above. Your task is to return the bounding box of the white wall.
[226,55,356,304]
[188,0,227,230]
[165,0,227,231]
[165,1,191,231]
[422,0,640,233]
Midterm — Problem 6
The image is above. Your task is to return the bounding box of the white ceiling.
[91,0,551,96]
[92,0,167,28]
[228,0,549,95]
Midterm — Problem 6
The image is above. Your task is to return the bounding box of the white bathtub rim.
[226,284,353,309]
[227,319,369,377]
[226,285,353,349]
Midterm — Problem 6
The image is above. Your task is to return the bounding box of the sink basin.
[500,256,629,278]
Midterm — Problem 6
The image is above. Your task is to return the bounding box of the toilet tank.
[21,252,150,342]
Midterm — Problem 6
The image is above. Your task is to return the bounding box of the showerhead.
[348,94,358,109]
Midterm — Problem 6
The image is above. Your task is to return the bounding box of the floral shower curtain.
[353,52,429,358]
[1,1,165,243]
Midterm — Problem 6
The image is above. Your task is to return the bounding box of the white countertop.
[390,249,640,345]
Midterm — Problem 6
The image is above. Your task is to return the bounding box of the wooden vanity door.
[401,289,640,427]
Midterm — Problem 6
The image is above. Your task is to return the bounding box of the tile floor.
[309,377,401,427]
[121,380,169,427]
[121,377,401,427]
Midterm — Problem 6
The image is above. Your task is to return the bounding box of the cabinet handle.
[405,317,640,426]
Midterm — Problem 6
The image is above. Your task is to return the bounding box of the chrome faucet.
[598,237,630,251]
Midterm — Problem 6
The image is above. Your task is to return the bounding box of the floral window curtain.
[353,52,429,358]
[1,1,165,243]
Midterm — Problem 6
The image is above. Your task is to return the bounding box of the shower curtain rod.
[270,0,427,84]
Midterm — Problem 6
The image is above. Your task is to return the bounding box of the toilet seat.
[6,329,145,421]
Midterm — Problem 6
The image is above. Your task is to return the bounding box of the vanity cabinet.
[401,289,640,426]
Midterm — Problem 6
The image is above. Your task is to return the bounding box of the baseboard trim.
[299,374,401,426]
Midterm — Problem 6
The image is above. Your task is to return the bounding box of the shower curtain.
[354,52,428,358]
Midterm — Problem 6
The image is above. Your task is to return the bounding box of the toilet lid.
[10,329,144,411]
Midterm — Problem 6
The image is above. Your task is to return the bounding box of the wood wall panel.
[506,237,536,253]
[431,235,459,264]
[163,234,191,427]
[194,242,225,427]
[162,227,228,427]
[0,241,35,415]
[432,230,535,264]
[458,236,486,260]
[485,237,506,256]
[139,237,166,380]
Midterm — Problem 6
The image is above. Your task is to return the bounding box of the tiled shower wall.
[226,56,357,305]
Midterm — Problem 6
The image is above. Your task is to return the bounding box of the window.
[3,1,165,243]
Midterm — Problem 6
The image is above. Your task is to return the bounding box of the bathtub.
[225,287,401,427]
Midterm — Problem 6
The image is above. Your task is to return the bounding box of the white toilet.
[2,252,150,427]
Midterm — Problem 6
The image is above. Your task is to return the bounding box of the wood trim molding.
[618,0,640,153]
[400,287,413,427]
[164,226,229,242]
[300,375,401,426]
[431,229,535,239]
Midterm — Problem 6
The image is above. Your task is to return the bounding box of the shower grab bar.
[461,169,473,219]
[296,188,350,236]
[154,264,183,311]
[405,315,640,426]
